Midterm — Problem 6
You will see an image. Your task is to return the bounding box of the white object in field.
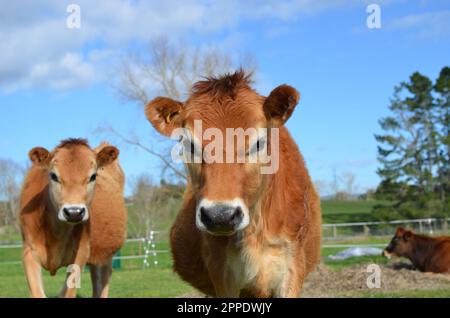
[328,247,383,260]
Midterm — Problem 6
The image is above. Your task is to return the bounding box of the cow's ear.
[404,231,412,241]
[96,146,119,168]
[145,97,184,137]
[395,227,405,236]
[29,147,51,168]
[263,85,300,126]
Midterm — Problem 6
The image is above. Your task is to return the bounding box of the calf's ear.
[263,85,300,126]
[29,147,51,168]
[395,227,405,236]
[145,97,184,137]
[404,231,412,241]
[96,146,119,168]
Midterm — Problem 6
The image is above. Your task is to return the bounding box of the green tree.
[434,67,450,212]
[374,67,449,220]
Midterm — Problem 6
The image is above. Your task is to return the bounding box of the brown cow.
[383,227,450,273]
[145,70,322,297]
[20,138,127,298]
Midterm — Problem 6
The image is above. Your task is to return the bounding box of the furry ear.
[395,227,405,236]
[404,230,412,241]
[29,147,51,167]
[145,97,183,136]
[96,146,119,168]
[263,85,300,126]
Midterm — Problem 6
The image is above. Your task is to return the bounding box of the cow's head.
[383,227,413,258]
[145,70,300,235]
[28,138,119,224]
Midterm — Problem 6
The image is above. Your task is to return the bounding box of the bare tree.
[313,179,328,196]
[0,159,24,230]
[331,166,340,195]
[115,37,255,103]
[102,37,256,182]
[127,173,182,238]
[341,171,357,198]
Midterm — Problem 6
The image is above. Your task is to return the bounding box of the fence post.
[419,221,423,233]
[333,226,337,239]
[444,219,448,232]
[363,225,370,236]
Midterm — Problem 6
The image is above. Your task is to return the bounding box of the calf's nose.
[200,205,243,233]
[62,206,86,223]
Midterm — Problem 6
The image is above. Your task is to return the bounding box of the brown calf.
[145,70,322,297]
[20,138,127,298]
[384,227,450,273]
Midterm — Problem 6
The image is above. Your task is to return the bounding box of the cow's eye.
[183,137,199,156]
[49,172,59,183]
[189,141,195,155]
[249,138,266,155]
[89,173,97,183]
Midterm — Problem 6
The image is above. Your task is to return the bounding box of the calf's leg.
[22,247,46,298]
[90,260,113,298]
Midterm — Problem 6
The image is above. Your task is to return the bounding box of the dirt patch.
[179,261,450,298]
[302,262,450,297]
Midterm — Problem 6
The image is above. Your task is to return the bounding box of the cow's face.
[383,227,413,258]
[29,140,119,224]
[146,71,299,236]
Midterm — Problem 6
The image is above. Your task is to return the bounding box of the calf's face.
[383,227,412,258]
[146,79,300,236]
[29,143,119,224]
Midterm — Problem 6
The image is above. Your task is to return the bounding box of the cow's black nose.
[63,206,86,222]
[200,205,243,233]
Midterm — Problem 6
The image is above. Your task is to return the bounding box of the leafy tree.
[374,67,450,220]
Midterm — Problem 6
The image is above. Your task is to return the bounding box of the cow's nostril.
[63,207,71,218]
[200,207,214,227]
[79,207,86,216]
[232,207,242,221]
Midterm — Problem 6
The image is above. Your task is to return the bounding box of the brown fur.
[384,227,450,273]
[146,71,322,297]
[20,139,127,298]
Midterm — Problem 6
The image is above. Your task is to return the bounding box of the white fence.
[323,217,450,240]
[2,218,450,267]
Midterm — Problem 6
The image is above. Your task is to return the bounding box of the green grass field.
[1,199,448,298]
[321,200,379,223]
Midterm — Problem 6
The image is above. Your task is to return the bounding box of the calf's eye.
[89,173,97,183]
[249,138,266,155]
[49,172,59,183]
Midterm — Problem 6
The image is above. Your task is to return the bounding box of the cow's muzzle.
[196,199,249,235]
[58,204,89,224]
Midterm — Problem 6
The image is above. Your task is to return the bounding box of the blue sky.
[1,0,449,195]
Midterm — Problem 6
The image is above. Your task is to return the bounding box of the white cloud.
[387,10,450,38]
[0,0,401,93]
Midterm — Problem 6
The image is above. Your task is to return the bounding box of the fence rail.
[323,217,450,239]
[2,218,450,267]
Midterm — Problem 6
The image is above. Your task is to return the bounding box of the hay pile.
[302,262,450,297]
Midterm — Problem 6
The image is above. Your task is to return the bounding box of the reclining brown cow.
[145,70,322,297]
[20,138,127,298]
[383,227,450,273]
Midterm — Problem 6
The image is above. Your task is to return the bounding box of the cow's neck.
[407,235,438,270]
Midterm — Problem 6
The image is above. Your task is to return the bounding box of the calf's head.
[383,227,413,258]
[29,138,119,224]
[145,70,300,235]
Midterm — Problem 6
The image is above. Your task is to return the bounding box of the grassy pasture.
[1,200,449,298]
